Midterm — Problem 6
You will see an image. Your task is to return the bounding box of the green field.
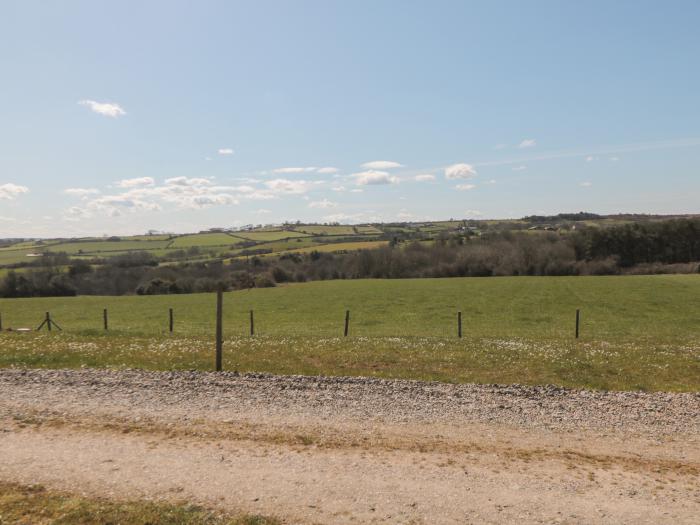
[232,230,310,241]
[292,225,358,235]
[168,232,240,248]
[1,275,698,391]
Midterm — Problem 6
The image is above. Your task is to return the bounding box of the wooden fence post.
[169,308,174,333]
[103,308,108,331]
[344,310,350,337]
[249,310,254,336]
[458,311,462,338]
[0,312,3,331]
[215,290,223,371]
[575,309,580,339]
[36,312,61,331]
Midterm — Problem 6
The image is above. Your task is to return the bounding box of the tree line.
[1,218,699,297]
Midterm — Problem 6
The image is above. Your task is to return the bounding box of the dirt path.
[1,369,698,524]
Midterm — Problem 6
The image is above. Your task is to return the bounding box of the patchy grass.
[0,333,697,392]
[0,481,279,525]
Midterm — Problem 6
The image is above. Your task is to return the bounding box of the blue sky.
[1,0,699,237]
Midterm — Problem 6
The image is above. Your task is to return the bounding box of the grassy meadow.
[1,275,699,391]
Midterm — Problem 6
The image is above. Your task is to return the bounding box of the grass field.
[231,230,310,241]
[0,275,698,391]
[169,233,241,248]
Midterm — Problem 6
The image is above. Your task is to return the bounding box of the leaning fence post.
[249,310,254,336]
[169,308,174,333]
[0,312,3,331]
[458,311,462,338]
[344,309,350,337]
[215,290,223,371]
[575,309,580,339]
[103,308,108,331]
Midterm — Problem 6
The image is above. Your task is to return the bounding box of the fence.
[1,291,587,371]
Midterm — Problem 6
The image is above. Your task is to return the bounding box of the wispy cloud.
[264,178,311,194]
[0,183,29,200]
[64,188,100,198]
[308,198,338,209]
[218,148,234,155]
[317,167,339,174]
[361,160,403,170]
[78,99,126,118]
[272,167,319,174]
[455,183,476,191]
[511,165,527,171]
[518,139,537,149]
[414,174,435,181]
[115,177,155,188]
[580,181,593,187]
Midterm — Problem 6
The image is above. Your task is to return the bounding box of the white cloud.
[353,170,399,185]
[396,211,414,220]
[331,186,346,192]
[165,177,213,187]
[414,174,435,181]
[518,139,537,149]
[465,209,483,217]
[492,144,507,150]
[64,188,100,198]
[361,160,403,170]
[0,183,29,200]
[511,165,527,171]
[585,156,597,162]
[323,212,366,223]
[63,206,92,221]
[580,181,593,187]
[0,215,17,222]
[308,198,338,209]
[610,156,620,162]
[86,195,162,216]
[218,148,234,155]
[456,183,476,191]
[115,177,155,188]
[255,209,271,214]
[264,178,310,194]
[317,167,339,174]
[485,179,497,184]
[445,163,477,180]
[78,99,126,118]
[272,167,317,174]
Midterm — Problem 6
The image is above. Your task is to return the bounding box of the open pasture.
[168,232,240,248]
[0,275,698,391]
[231,230,310,242]
[292,225,358,235]
[48,239,172,254]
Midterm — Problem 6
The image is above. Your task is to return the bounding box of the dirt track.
[1,369,698,524]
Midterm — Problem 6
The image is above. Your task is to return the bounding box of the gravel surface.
[1,368,698,435]
[1,368,699,524]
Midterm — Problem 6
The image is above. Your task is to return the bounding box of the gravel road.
[1,368,699,524]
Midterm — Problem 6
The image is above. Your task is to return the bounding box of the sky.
[1,0,699,237]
